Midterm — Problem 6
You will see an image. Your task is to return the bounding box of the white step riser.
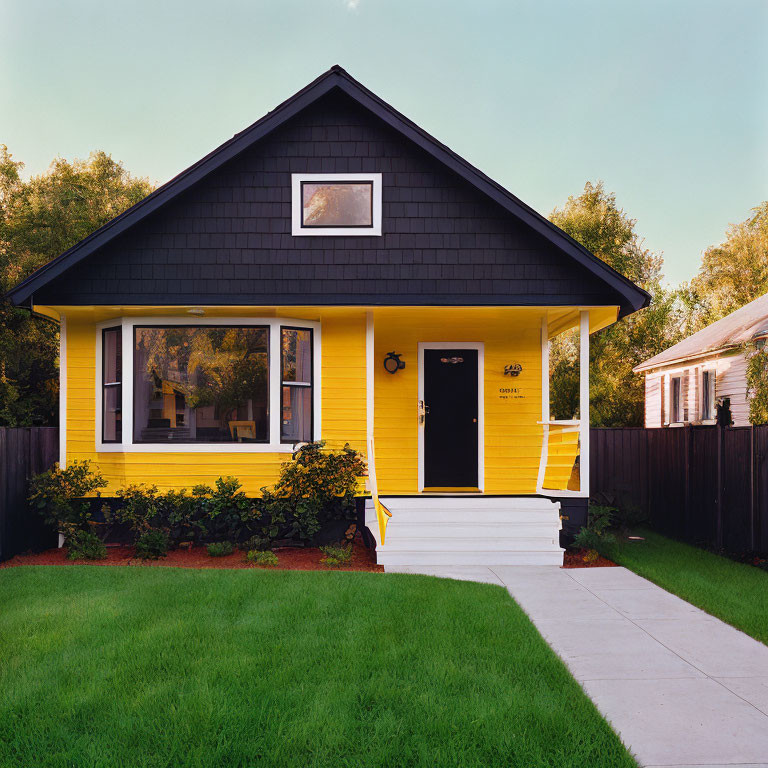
[381,523,560,539]
[375,498,560,511]
[378,550,565,567]
[366,509,560,524]
[379,538,561,552]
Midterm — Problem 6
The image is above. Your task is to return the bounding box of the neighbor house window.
[281,327,313,443]
[670,376,682,423]
[102,327,122,443]
[133,326,269,443]
[291,173,382,236]
[701,370,716,420]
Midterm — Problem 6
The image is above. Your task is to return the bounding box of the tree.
[548,182,683,426]
[685,202,768,328]
[0,146,153,425]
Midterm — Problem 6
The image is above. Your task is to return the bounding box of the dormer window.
[291,173,382,236]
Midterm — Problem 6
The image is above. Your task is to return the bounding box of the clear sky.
[2,0,766,285]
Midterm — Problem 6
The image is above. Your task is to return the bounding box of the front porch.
[363,305,607,567]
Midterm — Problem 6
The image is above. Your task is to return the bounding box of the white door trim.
[417,342,484,493]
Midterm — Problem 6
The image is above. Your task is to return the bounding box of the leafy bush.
[194,478,255,544]
[258,442,366,545]
[115,484,161,536]
[66,529,107,561]
[573,505,617,556]
[246,549,278,567]
[240,535,271,552]
[135,530,169,560]
[207,541,234,557]
[319,543,353,568]
[28,460,107,539]
[159,489,205,547]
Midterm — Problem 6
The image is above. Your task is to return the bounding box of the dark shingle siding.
[38,91,623,307]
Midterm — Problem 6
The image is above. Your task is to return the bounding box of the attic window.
[291,173,382,236]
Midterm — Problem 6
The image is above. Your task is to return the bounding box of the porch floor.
[388,564,768,768]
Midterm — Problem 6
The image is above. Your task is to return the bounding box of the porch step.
[383,522,559,539]
[366,496,565,568]
[378,549,565,567]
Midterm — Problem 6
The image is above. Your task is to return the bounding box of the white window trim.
[669,374,683,425]
[699,367,717,422]
[291,173,382,236]
[95,316,321,453]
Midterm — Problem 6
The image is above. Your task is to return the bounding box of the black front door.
[423,348,478,488]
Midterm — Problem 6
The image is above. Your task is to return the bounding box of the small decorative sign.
[504,363,523,377]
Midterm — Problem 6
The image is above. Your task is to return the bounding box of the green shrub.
[573,505,617,555]
[207,541,234,557]
[135,530,169,560]
[194,478,255,544]
[115,484,161,535]
[28,460,107,539]
[319,543,353,568]
[240,535,271,552]
[160,489,205,546]
[246,549,279,567]
[259,442,366,544]
[66,529,107,561]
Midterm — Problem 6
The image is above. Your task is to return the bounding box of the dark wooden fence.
[591,426,768,554]
[0,427,59,562]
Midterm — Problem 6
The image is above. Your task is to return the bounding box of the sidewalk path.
[388,565,768,768]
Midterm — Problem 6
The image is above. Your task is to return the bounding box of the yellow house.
[7,67,648,567]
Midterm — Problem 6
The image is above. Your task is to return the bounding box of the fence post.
[684,424,691,537]
[716,424,724,549]
[750,425,756,552]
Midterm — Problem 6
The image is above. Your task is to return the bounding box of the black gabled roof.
[6,65,650,315]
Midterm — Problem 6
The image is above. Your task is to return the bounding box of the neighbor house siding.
[645,375,663,427]
[643,350,751,428]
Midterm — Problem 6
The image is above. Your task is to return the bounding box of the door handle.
[418,400,430,424]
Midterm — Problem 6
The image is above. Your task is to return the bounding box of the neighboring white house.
[635,293,768,428]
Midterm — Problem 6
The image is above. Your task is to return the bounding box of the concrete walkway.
[388,565,768,768]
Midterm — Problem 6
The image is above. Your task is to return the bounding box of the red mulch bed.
[1,533,383,573]
[562,549,618,568]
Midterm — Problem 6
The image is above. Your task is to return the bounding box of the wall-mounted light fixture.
[383,352,405,374]
[504,363,522,377]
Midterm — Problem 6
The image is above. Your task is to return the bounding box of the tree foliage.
[548,182,684,426]
[0,145,153,425]
[685,202,768,328]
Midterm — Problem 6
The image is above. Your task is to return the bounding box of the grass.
[0,566,635,768]
[608,528,768,645]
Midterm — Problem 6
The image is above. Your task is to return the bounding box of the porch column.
[579,310,590,496]
[537,313,549,492]
[365,311,376,493]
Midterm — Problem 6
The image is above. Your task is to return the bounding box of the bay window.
[97,318,319,450]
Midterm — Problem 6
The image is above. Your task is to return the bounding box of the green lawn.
[0,566,635,768]
[608,529,768,645]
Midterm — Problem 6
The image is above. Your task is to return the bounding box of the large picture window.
[133,326,269,443]
[281,327,313,443]
[102,327,122,443]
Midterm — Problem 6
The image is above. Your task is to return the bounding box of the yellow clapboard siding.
[63,306,594,498]
[64,310,368,495]
[373,307,544,495]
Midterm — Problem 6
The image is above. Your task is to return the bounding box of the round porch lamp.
[383,352,405,374]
